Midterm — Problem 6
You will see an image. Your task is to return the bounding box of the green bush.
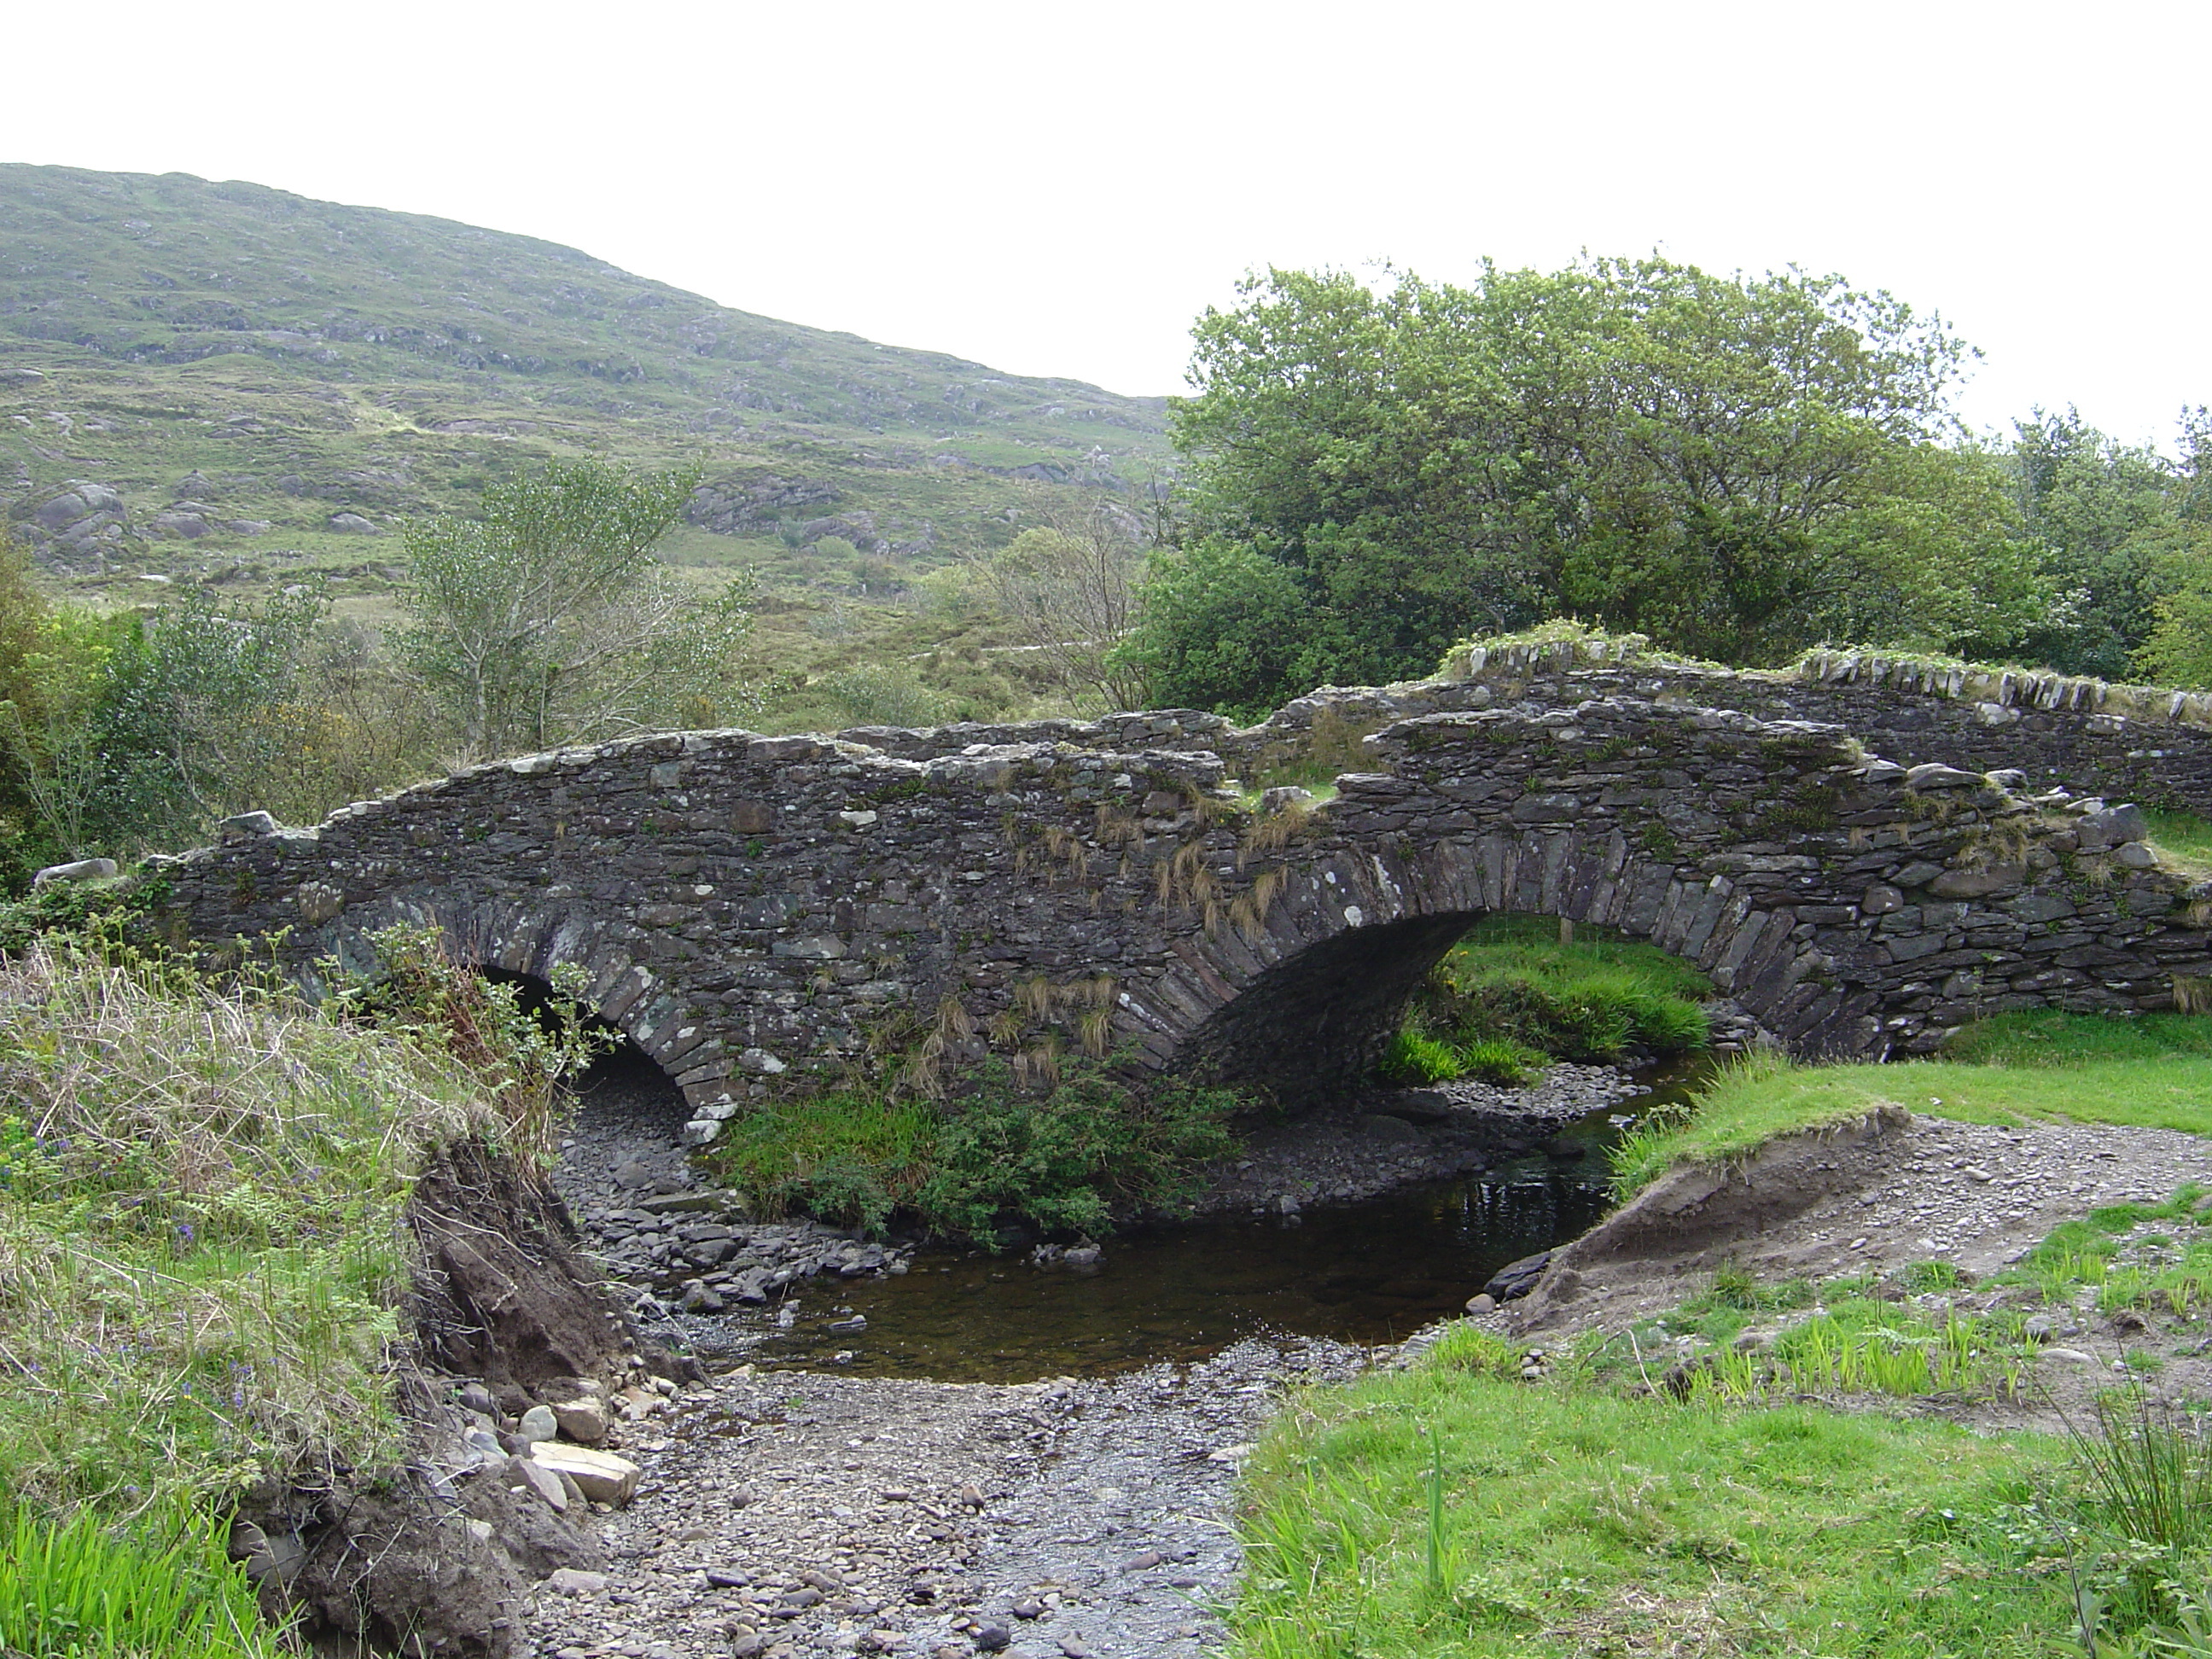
[707,1060,1243,1243]
[918,1066,1241,1238]
[817,662,946,728]
[0,876,147,956]
[702,1093,938,1234]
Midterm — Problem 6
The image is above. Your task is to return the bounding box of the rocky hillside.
[0,164,1173,597]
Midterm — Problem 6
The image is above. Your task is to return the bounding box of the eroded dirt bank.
[1510,1110,2212,1336]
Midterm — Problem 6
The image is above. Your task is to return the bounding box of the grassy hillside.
[0,163,1173,704]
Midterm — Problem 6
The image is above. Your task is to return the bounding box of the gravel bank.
[519,1339,1371,1659]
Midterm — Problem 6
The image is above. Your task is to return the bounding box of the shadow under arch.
[1163,830,1878,1109]
[480,964,694,1139]
[1179,910,1482,1109]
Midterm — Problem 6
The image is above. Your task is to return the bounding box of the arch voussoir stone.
[149,694,2212,1131]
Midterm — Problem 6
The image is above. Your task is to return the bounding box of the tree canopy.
[395,459,754,757]
[1123,258,2048,714]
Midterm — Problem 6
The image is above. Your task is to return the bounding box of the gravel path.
[520,1340,1369,1659]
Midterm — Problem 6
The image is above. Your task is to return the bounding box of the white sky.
[4,0,2204,450]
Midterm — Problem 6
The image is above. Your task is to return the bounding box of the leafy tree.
[969,492,1150,713]
[1145,258,2047,707]
[85,586,322,848]
[0,532,105,874]
[2006,410,2190,678]
[1110,537,1319,720]
[2128,410,2212,685]
[0,537,325,859]
[395,459,754,757]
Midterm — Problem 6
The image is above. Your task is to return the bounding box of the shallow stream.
[734,1057,1714,1383]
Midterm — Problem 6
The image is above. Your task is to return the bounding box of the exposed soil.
[247,1136,667,1658]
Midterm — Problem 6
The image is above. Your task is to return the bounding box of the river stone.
[1483,1250,1551,1302]
[509,1457,568,1512]
[517,1405,559,1442]
[550,1398,608,1444]
[678,1278,725,1313]
[1358,1114,1421,1143]
[532,1443,641,1505]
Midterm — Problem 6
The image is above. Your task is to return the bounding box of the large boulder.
[10,480,134,567]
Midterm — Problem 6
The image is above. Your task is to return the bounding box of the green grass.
[1610,1016,2212,1198]
[0,940,482,1512]
[1231,1349,2075,1657]
[703,1092,941,1231]
[0,926,601,1651]
[1386,916,1713,1083]
[0,1502,284,1657]
[1984,1183,2212,1318]
[2145,808,2212,877]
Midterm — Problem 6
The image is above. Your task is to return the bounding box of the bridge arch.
[301,890,715,1106]
[1140,830,1853,1109]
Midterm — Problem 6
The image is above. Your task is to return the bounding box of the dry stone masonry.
[148,678,2212,1138]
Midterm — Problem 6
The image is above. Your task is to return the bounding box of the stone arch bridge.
[150,687,2212,1139]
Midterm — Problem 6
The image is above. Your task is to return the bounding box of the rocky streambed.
[467,1027,1743,1656]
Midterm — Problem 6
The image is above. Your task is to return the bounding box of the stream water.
[730,1057,1716,1383]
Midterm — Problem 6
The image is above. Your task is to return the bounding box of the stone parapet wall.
[149,693,2212,1133]
[1425,636,2212,818]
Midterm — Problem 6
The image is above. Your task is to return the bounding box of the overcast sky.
[4,0,2203,449]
